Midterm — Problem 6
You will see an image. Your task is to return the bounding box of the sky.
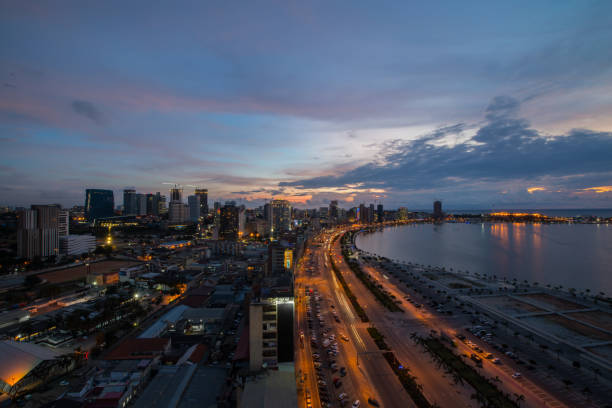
[1,0,612,210]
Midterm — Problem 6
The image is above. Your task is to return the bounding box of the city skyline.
[2,1,612,209]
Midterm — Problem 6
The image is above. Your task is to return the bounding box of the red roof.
[104,338,170,360]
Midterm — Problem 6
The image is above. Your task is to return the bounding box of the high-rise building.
[136,194,147,215]
[329,200,339,220]
[59,209,69,236]
[168,186,187,224]
[170,186,182,202]
[433,200,443,220]
[249,298,294,371]
[32,205,60,258]
[377,204,384,223]
[16,209,38,259]
[123,189,137,215]
[188,195,200,222]
[85,189,114,221]
[146,193,160,216]
[158,193,167,215]
[17,205,60,259]
[219,202,239,240]
[194,189,208,218]
[270,199,291,237]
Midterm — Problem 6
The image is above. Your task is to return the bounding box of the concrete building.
[136,193,147,215]
[433,200,443,220]
[59,209,69,236]
[248,298,294,371]
[60,234,97,256]
[17,205,60,259]
[85,189,114,221]
[168,187,188,224]
[188,195,200,222]
[270,200,291,238]
[123,189,137,215]
[220,202,239,240]
[194,188,209,218]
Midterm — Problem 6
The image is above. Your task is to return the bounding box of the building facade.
[85,189,114,221]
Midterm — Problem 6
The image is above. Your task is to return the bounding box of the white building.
[60,234,96,256]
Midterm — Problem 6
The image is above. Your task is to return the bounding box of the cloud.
[283,96,612,205]
[71,100,105,125]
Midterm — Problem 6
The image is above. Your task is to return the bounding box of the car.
[338,393,348,401]
[341,334,349,341]
[492,358,501,365]
[367,397,380,406]
[334,380,342,388]
[512,372,522,379]
[59,380,69,386]
[352,400,361,408]
[318,380,327,386]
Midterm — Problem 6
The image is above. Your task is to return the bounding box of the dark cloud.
[71,100,105,125]
[282,97,612,194]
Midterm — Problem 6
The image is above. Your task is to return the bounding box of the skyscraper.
[168,187,188,224]
[17,205,60,259]
[123,189,137,215]
[136,193,147,215]
[433,200,443,220]
[59,209,69,236]
[194,188,209,218]
[85,189,114,221]
[270,199,291,237]
[220,201,239,240]
[329,200,339,220]
[146,193,159,216]
[377,204,384,223]
[188,195,200,222]
[170,186,182,202]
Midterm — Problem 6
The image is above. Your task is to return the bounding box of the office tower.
[157,193,167,215]
[146,193,159,216]
[219,202,239,240]
[270,199,291,237]
[136,193,147,215]
[59,209,69,236]
[168,186,187,223]
[194,188,209,217]
[17,205,60,259]
[319,207,329,219]
[377,204,384,223]
[123,189,137,215]
[170,186,182,202]
[32,205,60,258]
[433,200,443,220]
[329,200,339,220]
[17,209,38,259]
[85,189,114,221]
[188,195,200,222]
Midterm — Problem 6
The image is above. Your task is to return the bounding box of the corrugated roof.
[0,340,61,388]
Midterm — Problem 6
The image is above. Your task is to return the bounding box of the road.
[328,234,478,408]
[346,231,577,408]
[295,240,409,408]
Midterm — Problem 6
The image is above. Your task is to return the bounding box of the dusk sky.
[1,1,612,209]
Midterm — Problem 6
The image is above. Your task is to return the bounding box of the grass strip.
[420,337,518,408]
[383,351,432,408]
